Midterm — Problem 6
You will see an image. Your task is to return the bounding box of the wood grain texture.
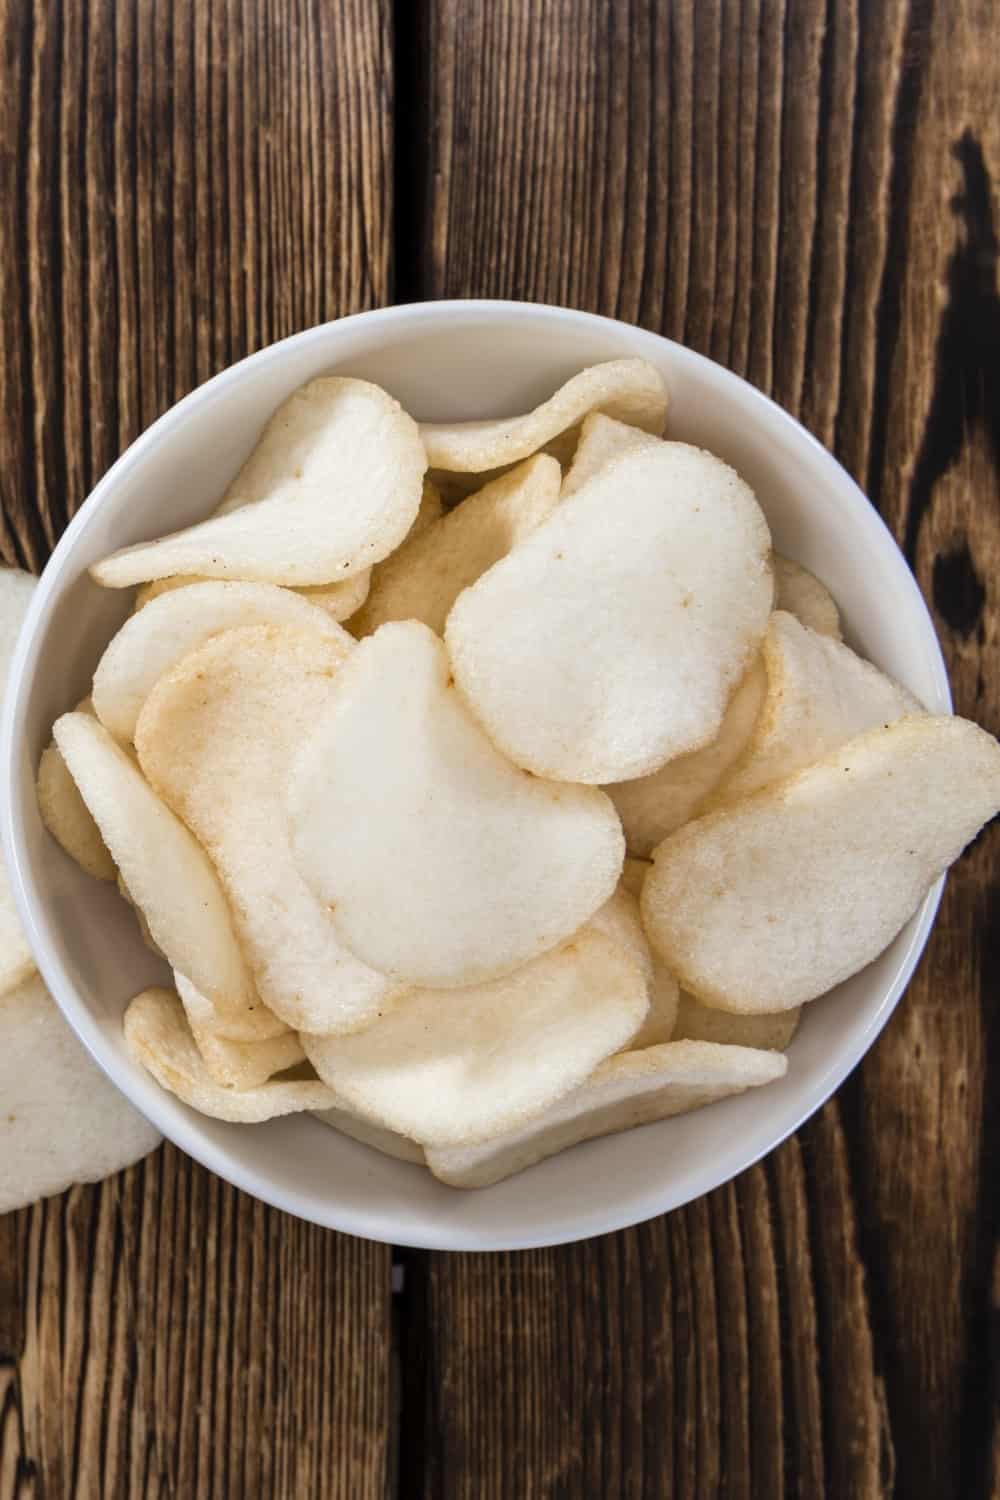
[409,1,1000,1497]
[3,0,999,1496]
[0,1,394,1495]
[0,0,392,570]
[412,1132,892,1498]
[837,2,1000,1494]
[1,1150,391,1498]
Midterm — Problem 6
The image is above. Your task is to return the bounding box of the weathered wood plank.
[0,1,394,1495]
[3,0,998,1495]
[416,1137,892,1498]
[835,0,1000,1493]
[2,1150,392,1498]
[409,2,1000,1496]
[0,0,393,567]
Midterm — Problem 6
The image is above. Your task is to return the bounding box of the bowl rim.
[1,298,952,1250]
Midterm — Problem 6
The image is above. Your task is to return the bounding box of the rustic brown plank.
[416,1139,892,1498]
[2,1149,392,1498]
[410,2,1000,1497]
[0,0,393,568]
[835,0,1000,1494]
[0,0,394,1495]
[799,1107,895,1497]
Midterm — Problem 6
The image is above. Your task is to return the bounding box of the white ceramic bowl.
[1,301,951,1250]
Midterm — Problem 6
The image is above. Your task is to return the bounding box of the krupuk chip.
[288,622,625,988]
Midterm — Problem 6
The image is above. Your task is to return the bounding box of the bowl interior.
[2,302,951,1249]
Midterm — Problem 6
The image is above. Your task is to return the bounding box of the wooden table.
[1,2,997,1495]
